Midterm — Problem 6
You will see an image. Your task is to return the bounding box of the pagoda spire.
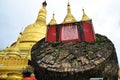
[48,13,57,25]
[35,0,47,24]
[62,2,77,24]
[81,9,91,21]
[42,0,47,7]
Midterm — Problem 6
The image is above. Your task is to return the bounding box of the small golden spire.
[49,13,57,25]
[81,9,91,21]
[62,2,77,24]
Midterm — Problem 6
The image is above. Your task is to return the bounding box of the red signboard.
[59,24,80,42]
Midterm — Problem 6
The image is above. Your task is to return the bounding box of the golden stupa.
[0,1,47,80]
[0,0,92,79]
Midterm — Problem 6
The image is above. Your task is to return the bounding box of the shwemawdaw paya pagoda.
[0,1,48,79]
[0,0,119,80]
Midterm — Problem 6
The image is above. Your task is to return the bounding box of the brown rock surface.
[31,34,119,80]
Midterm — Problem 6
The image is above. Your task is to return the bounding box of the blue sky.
[0,0,120,65]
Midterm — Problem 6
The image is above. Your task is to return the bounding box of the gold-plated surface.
[49,13,57,25]
[62,3,77,24]
[0,1,47,79]
[6,73,22,80]
[19,0,47,54]
[0,57,28,80]
[81,9,91,21]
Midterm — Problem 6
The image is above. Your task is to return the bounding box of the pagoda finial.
[42,0,47,7]
[48,12,57,25]
[81,9,91,21]
[62,1,77,23]
[35,0,47,24]
[67,1,71,13]
[68,0,70,5]
[53,12,55,18]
